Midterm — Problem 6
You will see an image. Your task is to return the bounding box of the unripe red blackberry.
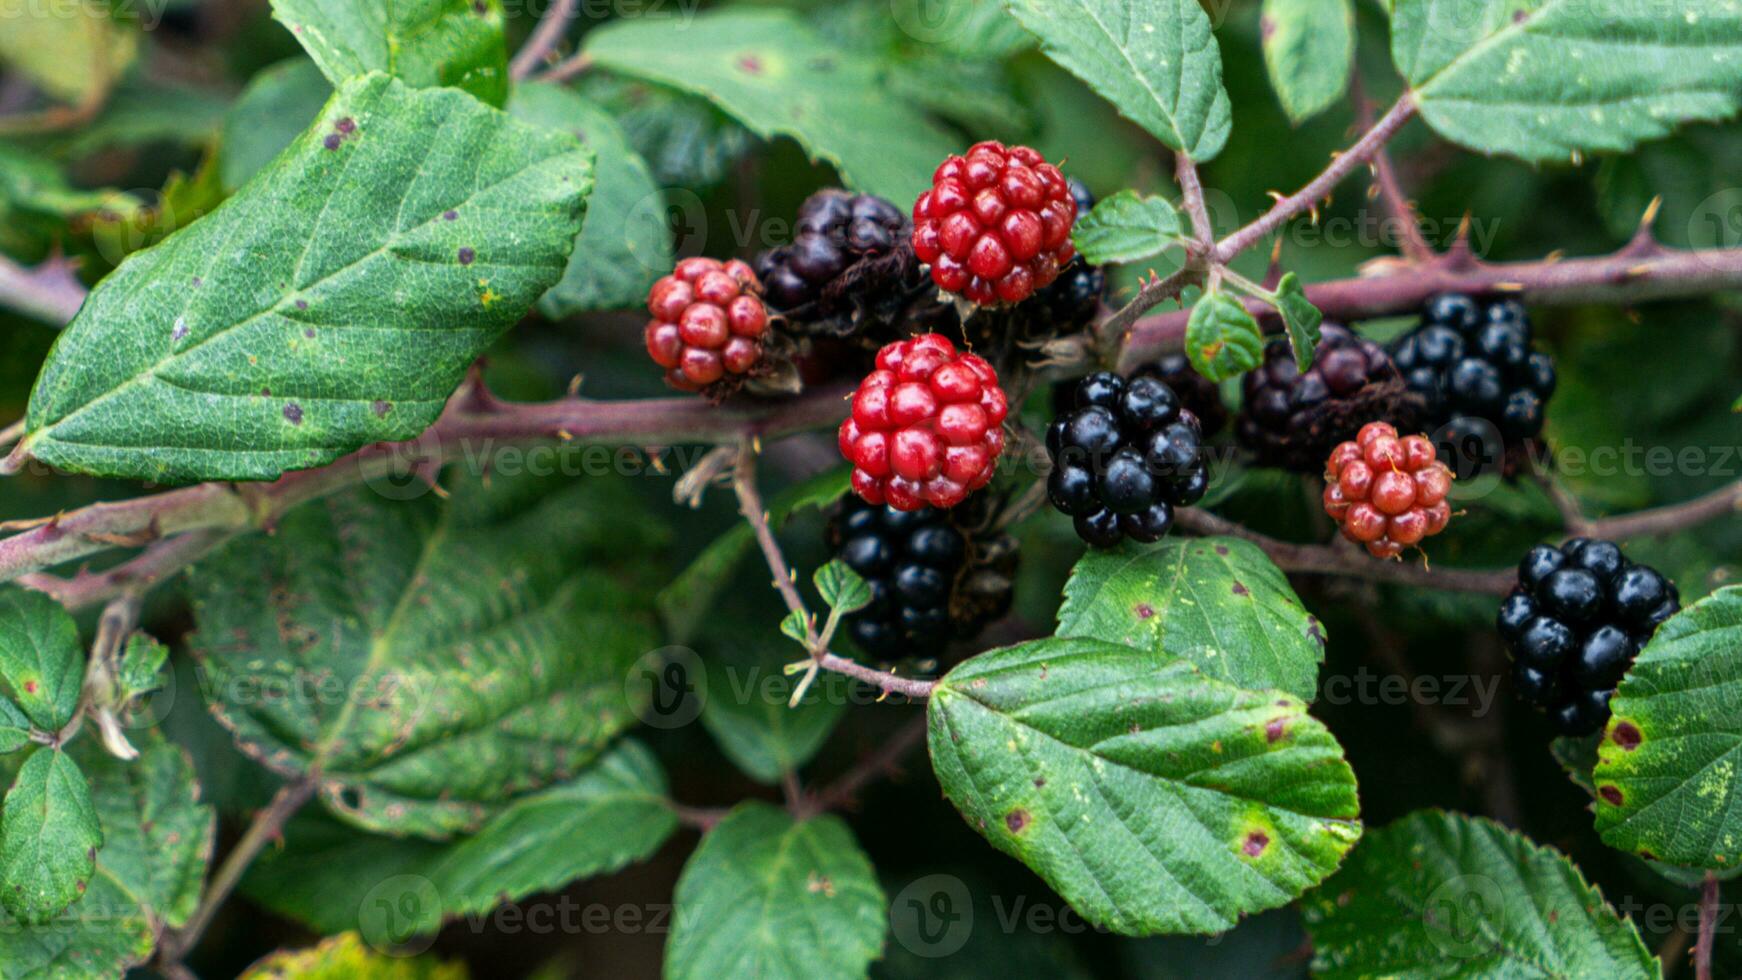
[644,257,768,393]
[1322,422,1455,559]
[838,334,1008,510]
[1236,323,1410,472]
[911,141,1078,307]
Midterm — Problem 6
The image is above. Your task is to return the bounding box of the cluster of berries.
[643,258,768,392]
[1237,323,1405,472]
[1499,540,1679,736]
[1321,422,1455,558]
[1044,371,1209,548]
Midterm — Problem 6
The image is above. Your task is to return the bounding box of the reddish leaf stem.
[509,0,581,80]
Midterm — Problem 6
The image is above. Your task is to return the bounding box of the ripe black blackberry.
[1136,353,1227,436]
[828,494,1016,666]
[754,189,930,339]
[1391,294,1556,478]
[1498,538,1680,736]
[1235,323,1409,472]
[1045,371,1209,549]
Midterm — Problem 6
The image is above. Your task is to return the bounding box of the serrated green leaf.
[0,732,215,977]
[220,58,331,193]
[189,473,664,839]
[0,0,137,105]
[1004,0,1232,161]
[1185,291,1264,382]
[1069,190,1185,265]
[19,73,592,484]
[117,633,169,705]
[578,76,753,190]
[269,0,509,108]
[780,610,811,646]
[584,9,958,202]
[241,932,467,979]
[666,802,887,980]
[928,637,1361,935]
[242,740,676,936]
[1271,272,1323,373]
[816,560,873,614]
[1596,585,1742,869]
[658,466,850,644]
[510,82,673,316]
[0,587,84,732]
[1056,537,1327,700]
[0,749,102,924]
[0,697,29,754]
[1303,810,1659,979]
[700,621,848,784]
[1393,0,1742,163]
[1261,0,1355,124]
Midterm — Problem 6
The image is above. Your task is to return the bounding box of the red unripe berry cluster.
[644,257,768,392]
[1323,422,1455,559]
[839,334,1008,510]
[911,141,1077,307]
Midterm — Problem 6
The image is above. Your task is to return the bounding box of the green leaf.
[1392,0,1742,163]
[1270,272,1323,373]
[0,698,29,754]
[241,932,466,979]
[1261,0,1355,124]
[510,82,674,316]
[928,637,1361,935]
[242,740,676,937]
[816,560,873,615]
[19,73,592,484]
[658,467,849,644]
[269,0,509,107]
[578,75,753,189]
[1056,537,1327,700]
[220,58,331,193]
[1003,0,1232,161]
[0,0,137,104]
[117,633,169,705]
[189,472,665,838]
[1184,291,1264,382]
[1595,585,1742,869]
[700,622,848,784]
[666,802,887,980]
[1069,190,1185,265]
[0,587,84,732]
[0,749,102,924]
[780,609,811,645]
[1303,810,1659,979]
[584,9,959,202]
[0,732,215,977]
[0,143,134,221]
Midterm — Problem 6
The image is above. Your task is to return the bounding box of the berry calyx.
[911,141,1078,307]
[1237,323,1411,472]
[1499,539,1680,736]
[1322,421,1455,558]
[1045,371,1210,548]
[644,257,768,393]
[839,334,1008,510]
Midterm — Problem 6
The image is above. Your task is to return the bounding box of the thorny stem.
[1351,75,1434,264]
[156,776,320,968]
[1174,151,1215,247]
[1695,872,1719,980]
[509,0,581,80]
[535,52,593,84]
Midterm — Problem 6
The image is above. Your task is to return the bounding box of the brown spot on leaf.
[1265,718,1288,743]
[1033,777,1045,788]
[283,403,304,425]
[23,680,37,695]
[737,54,763,74]
[323,134,343,151]
[459,247,476,265]
[1243,831,1269,857]
[444,210,458,221]
[1306,617,1326,646]
[1599,785,1624,806]
[372,400,392,418]
[1232,581,1250,596]
[1005,809,1030,834]
[1260,15,1276,39]
[1215,544,1230,556]
[1610,721,1642,750]
[1639,849,1657,861]
[1134,603,1156,619]
[303,328,316,339]
[336,117,356,135]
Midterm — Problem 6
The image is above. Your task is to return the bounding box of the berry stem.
[1097,264,1204,358]
[508,0,581,80]
[1580,476,1742,541]
[1695,871,1719,980]
[1174,150,1215,248]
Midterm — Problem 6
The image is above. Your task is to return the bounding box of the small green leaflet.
[1596,586,1742,869]
[928,638,1361,935]
[781,610,810,645]
[117,633,169,705]
[269,0,509,107]
[511,82,674,316]
[0,749,103,924]
[1056,537,1327,700]
[1261,0,1355,124]
[584,9,959,202]
[17,74,592,484]
[1271,273,1323,372]
[1003,0,1232,161]
[0,698,29,754]
[1070,190,1185,265]
[0,587,84,733]
[665,802,887,980]
[815,560,873,615]
[1185,290,1265,382]
[1303,810,1658,979]
[1392,0,1742,163]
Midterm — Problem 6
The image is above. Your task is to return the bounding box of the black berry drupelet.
[1045,371,1209,548]
[1391,294,1556,477]
[754,189,929,339]
[1235,323,1408,472]
[1135,353,1228,436]
[1499,538,1679,736]
[828,495,1017,665]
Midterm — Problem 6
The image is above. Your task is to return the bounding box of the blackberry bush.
[1499,540,1680,736]
[1044,371,1209,548]
[1236,322,1409,472]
